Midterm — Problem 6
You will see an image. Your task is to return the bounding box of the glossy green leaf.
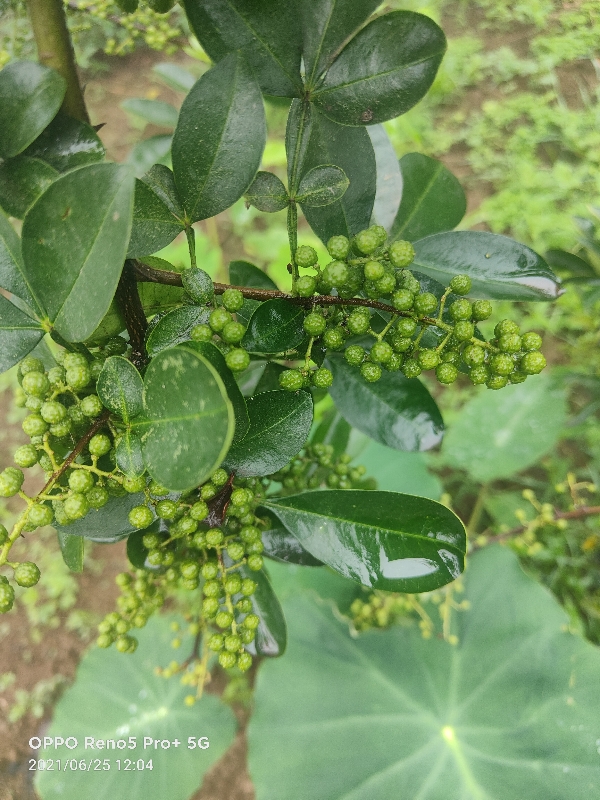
[187,340,250,444]
[57,529,84,573]
[0,156,58,218]
[121,97,179,128]
[55,492,153,543]
[0,61,65,159]
[442,373,567,482]
[242,299,305,354]
[390,152,466,242]
[0,207,39,311]
[172,52,266,222]
[311,407,351,457]
[412,231,561,301]
[260,509,323,566]
[545,248,596,278]
[237,562,287,657]
[297,164,349,208]
[225,390,313,477]
[21,163,134,341]
[301,0,380,88]
[145,305,209,357]
[116,430,145,478]
[249,545,600,800]
[285,99,313,191]
[229,259,278,290]
[301,110,376,243]
[265,489,465,592]
[245,171,289,212]
[96,356,143,422]
[140,164,184,218]
[0,294,44,374]
[312,12,446,126]
[36,614,237,800]
[126,134,172,178]
[21,111,105,172]
[126,526,151,569]
[127,178,185,258]
[139,345,234,491]
[368,124,403,231]
[326,354,443,451]
[153,62,196,93]
[358,440,442,499]
[182,0,302,97]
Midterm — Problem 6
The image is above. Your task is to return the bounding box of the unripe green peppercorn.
[68,470,95,493]
[413,293,438,316]
[221,320,245,344]
[470,365,489,385]
[494,319,520,338]
[222,288,244,312]
[471,300,493,321]
[360,362,382,382]
[392,289,414,311]
[521,332,542,351]
[490,354,515,376]
[206,528,224,547]
[247,554,264,571]
[449,275,472,295]
[81,395,103,417]
[303,311,327,336]
[40,400,67,424]
[190,500,209,521]
[22,371,50,397]
[216,610,233,628]
[312,367,333,388]
[520,351,546,375]
[344,345,365,366]
[296,275,317,297]
[238,652,253,671]
[20,356,44,375]
[66,366,91,391]
[375,273,396,296]
[89,434,111,457]
[449,299,472,321]
[295,245,318,268]
[453,321,475,341]
[462,344,485,366]
[322,260,348,287]
[487,374,508,390]
[417,349,440,370]
[225,348,250,372]
[123,475,146,494]
[129,505,153,529]
[0,467,24,497]
[14,444,38,468]
[499,333,522,353]
[218,651,237,669]
[436,363,458,384]
[388,240,415,268]
[28,504,53,528]
[209,308,231,332]
[327,235,350,260]
[347,311,370,335]
[208,633,224,652]
[370,341,393,364]
[64,493,90,520]
[402,358,422,378]
[392,336,412,353]
[279,369,305,391]
[190,323,213,342]
[323,327,345,350]
[364,260,385,281]
[87,486,109,509]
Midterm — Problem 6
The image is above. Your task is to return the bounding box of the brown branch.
[115,261,149,370]
[40,410,110,495]
[477,505,600,547]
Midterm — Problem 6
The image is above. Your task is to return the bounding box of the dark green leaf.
[301,110,376,243]
[242,299,305,354]
[391,152,466,242]
[21,163,134,341]
[301,0,380,89]
[186,341,250,444]
[55,492,153,543]
[127,178,185,258]
[259,509,323,566]
[140,164,184,218]
[265,489,465,591]
[21,111,105,172]
[229,260,278,290]
[236,298,261,326]
[253,362,285,394]
[126,526,153,569]
[116,430,145,478]
[182,0,302,97]
[172,52,266,222]
[312,12,446,126]
[121,98,179,128]
[310,407,350,457]
[146,305,210,357]
[0,207,39,312]
[545,248,595,278]
[96,356,143,422]
[326,354,443,451]
[57,529,84,572]
[225,390,313,477]
[412,231,561,300]
[249,546,600,800]
[153,62,196,93]
[368,124,403,231]
[0,61,65,159]
[296,164,348,208]
[0,294,44,374]
[139,345,234,491]
[126,134,172,178]
[245,171,288,212]
[285,99,312,191]
[0,156,58,218]
[236,562,287,657]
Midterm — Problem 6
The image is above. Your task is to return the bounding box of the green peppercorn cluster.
[279,228,546,391]
[270,445,371,492]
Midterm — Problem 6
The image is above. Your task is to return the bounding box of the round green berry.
[240,525,260,542]
[510,371,528,384]
[417,349,440,370]
[200,482,217,500]
[471,300,493,321]
[449,275,472,295]
[223,633,241,653]
[40,400,67,424]
[322,260,348,287]
[210,469,228,487]
[344,345,365,366]
[384,353,403,371]
[279,369,304,391]
[487,374,508,390]
[247,554,264,571]
[231,488,252,506]
[311,367,333,388]
[449,299,472,321]
[392,289,414,311]
[227,542,245,561]
[221,321,246,344]
[303,311,327,336]
[224,574,242,595]
[453,321,475,342]
[0,583,15,613]
[354,228,380,255]
[209,307,231,332]
[28,503,53,528]
[327,235,350,260]
[520,351,546,375]
[323,327,345,350]
[25,395,43,411]
[48,366,66,386]
[142,533,162,550]
[216,610,233,629]
[20,356,44,375]
[190,323,213,342]
[521,332,542,351]
[243,613,260,630]
[370,341,393,364]
[490,354,515,376]
[66,366,91,391]
[68,470,95,493]
[397,270,421,294]
[296,275,317,297]
[202,597,219,617]
[237,652,253,671]
[206,528,224,547]
[470,365,489,385]
[22,371,50,397]
[413,292,438,316]
[499,333,522,353]
[436,363,458,384]
[180,561,200,580]
[441,350,460,365]
[347,310,370,335]
[89,434,111,457]
[50,419,72,439]
[80,395,103,417]
[241,578,257,596]
[462,344,485,366]
[14,444,38,468]
[0,467,24,497]
[392,336,412,353]
[218,651,237,669]
[123,475,146,494]
[360,362,382,382]
[225,348,250,372]
[363,260,385,281]
[375,273,396,296]
[402,358,422,378]
[208,633,224,652]
[96,633,113,648]
[296,245,318,268]
[190,500,209,521]
[87,486,109,509]
[494,319,520,338]
[388,240,415,268]
[156,499,177,520]
[222,288,244,312]
[201,563,219,583]
[14,562,40,588]
[64,493,90,520]
[181,267,214,304]
[128,505,153,529]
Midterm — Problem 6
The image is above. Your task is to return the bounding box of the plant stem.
[115,261,149,371]
[287,202,299,292]
[466,484,489,537]
[479,504,600,547]
[27,0,90,123]
[185,226,197,269]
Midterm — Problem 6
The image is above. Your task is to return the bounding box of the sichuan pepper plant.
[0,0,561,700]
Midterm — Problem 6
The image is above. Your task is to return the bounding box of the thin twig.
[478,505,600,546]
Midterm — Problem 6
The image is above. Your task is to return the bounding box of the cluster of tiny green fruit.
[277,225,546,391]
[271,444,371,493]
